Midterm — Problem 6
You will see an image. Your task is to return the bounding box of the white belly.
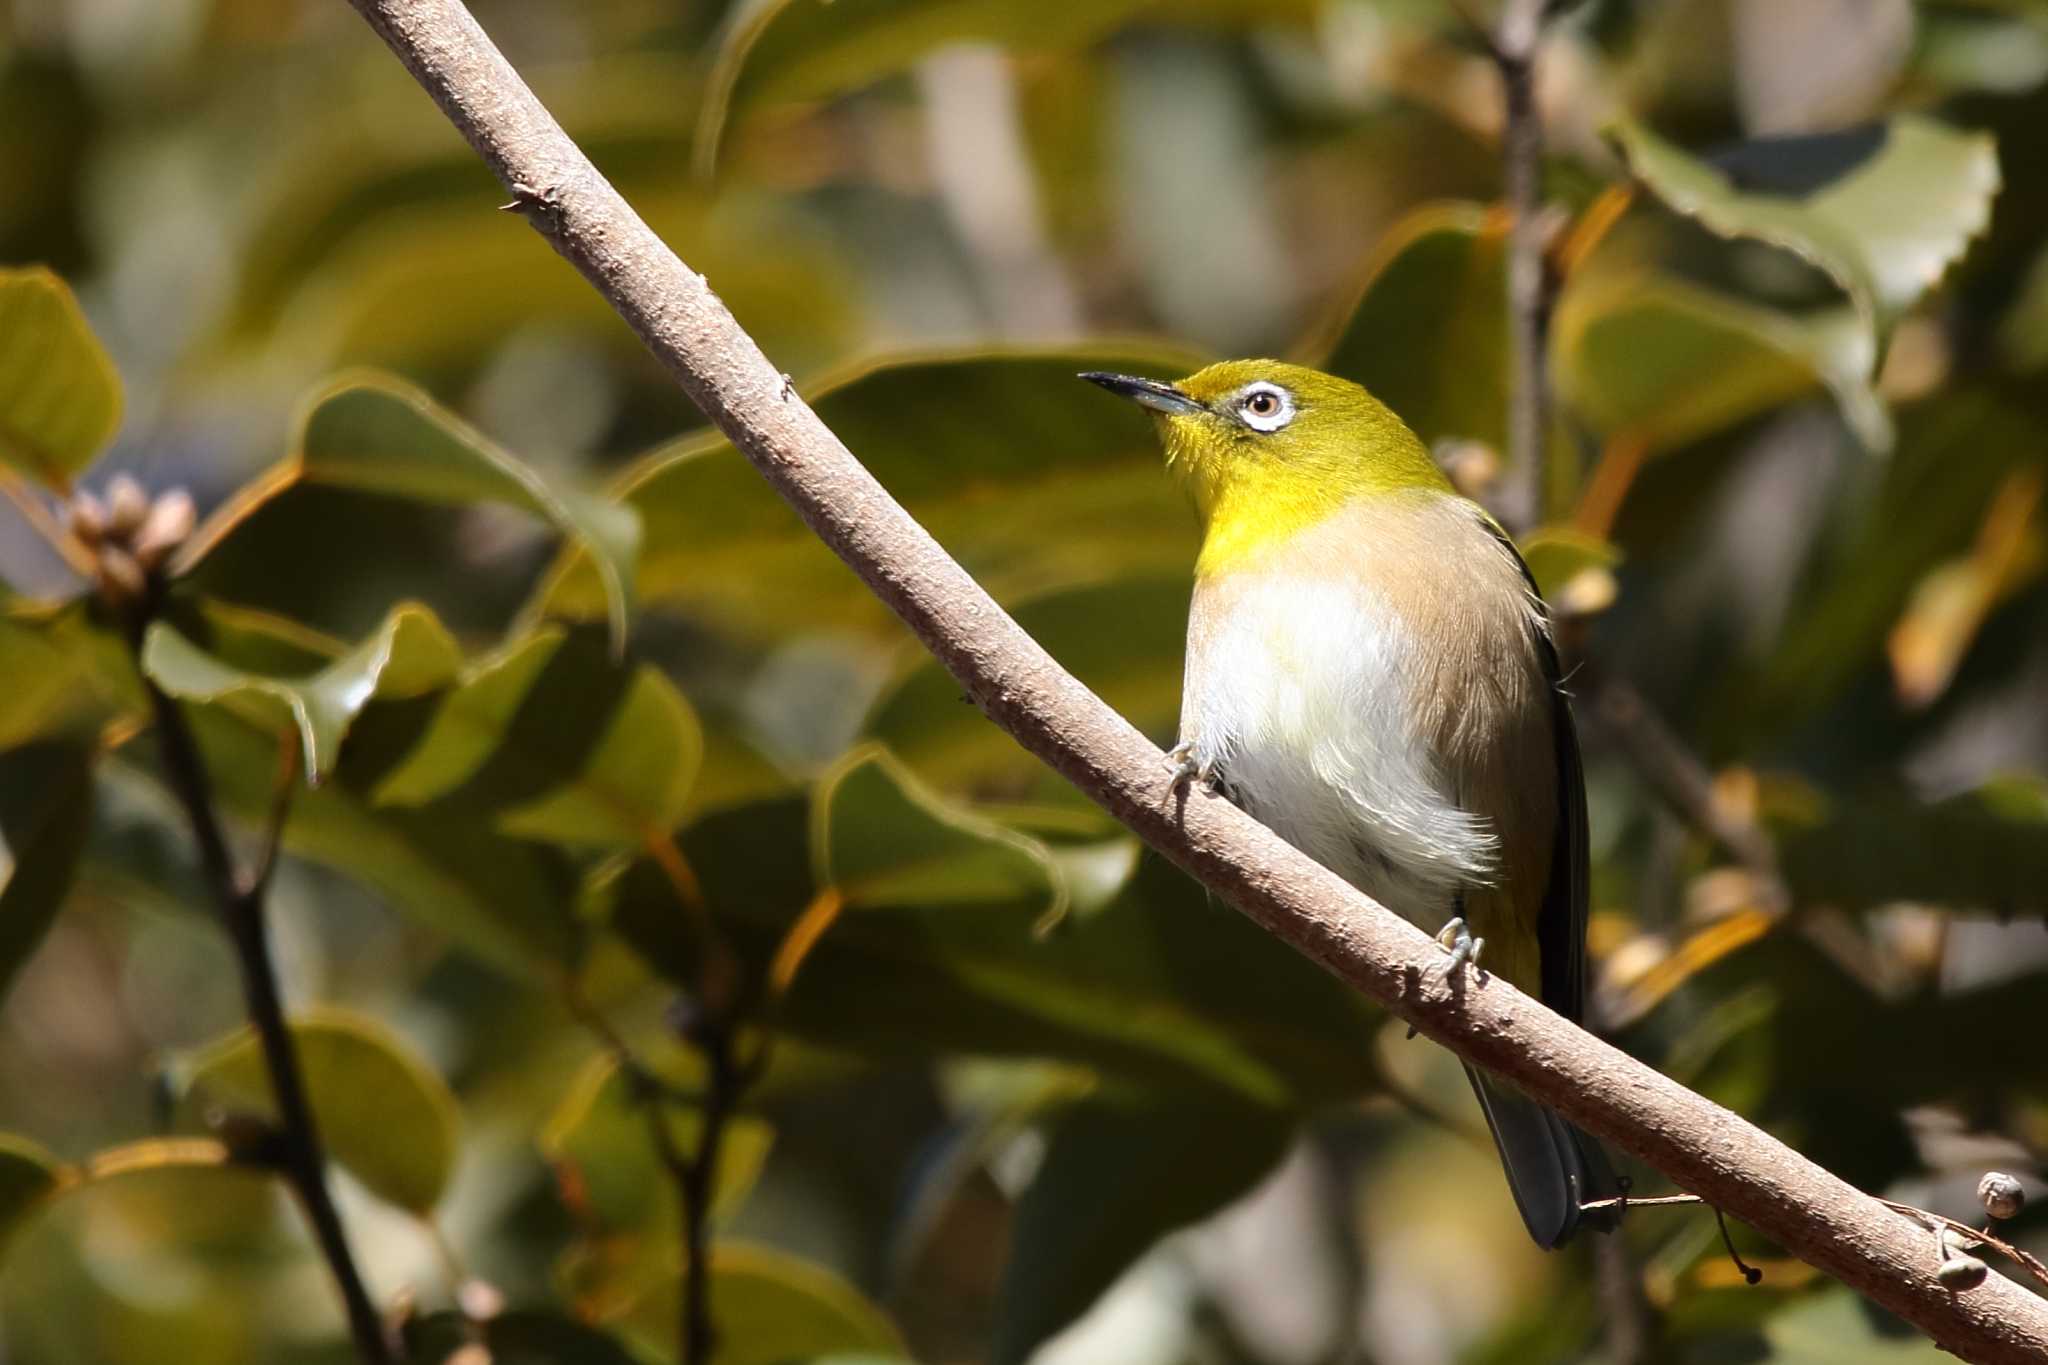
[1180,571,1499,929]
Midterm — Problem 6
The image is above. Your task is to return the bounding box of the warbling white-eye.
[1083,360,1617,1248]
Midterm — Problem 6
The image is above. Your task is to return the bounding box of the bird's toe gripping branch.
[1436,916,1486,979]
[1165,739,1218,791]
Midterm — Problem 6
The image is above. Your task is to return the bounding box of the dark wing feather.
[1481,521,1589,1022]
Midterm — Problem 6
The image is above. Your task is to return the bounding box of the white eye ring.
[1236,382,1295,432]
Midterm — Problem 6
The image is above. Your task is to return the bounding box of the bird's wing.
[1483,520,1590,1023]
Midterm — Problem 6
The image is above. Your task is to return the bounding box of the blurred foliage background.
[3,0,2048,1361]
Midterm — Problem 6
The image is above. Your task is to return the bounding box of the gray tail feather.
[1464,1065,1621,1248]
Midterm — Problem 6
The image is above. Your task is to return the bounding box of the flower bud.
[132,488,196,568]
[1978,1171,2025,1222]
[96,544,144,602]
[66,490,108,546]
[106,474,149,537]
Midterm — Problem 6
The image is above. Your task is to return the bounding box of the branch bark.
[339,2,2048,1358]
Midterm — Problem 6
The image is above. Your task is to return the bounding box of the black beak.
[1079,371,1204,416]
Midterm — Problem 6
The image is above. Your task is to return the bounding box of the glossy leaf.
[1609,116,2000,365]
[700,1,1164,172]
[867,576,1188,789]
[1780,778,2048,917]
[611,791,1377,1105]
[0,744,94,1001]
[540,1051,774,1235]
[814,745,1066,925]
[0,602,146,750]
[176,373,640,648]
[624,1243,907,1365]
[372,627,703,849]
[1516,527,1621,602]
[992,1091,1293,1365]
[403,1309,643,1365]
[0,1134,67,1257]
[0,267,121,487]
[141,603,461,782]
[177,701,583,976]
[537,344,1206,638]
[178,1008,460,1213]
[1740,391,2045,734]
[1310,202,1510,452]
[1553,274,1826,455]
[1758,1287,1949,1362]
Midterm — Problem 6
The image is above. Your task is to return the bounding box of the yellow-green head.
[1081,360,1451,575]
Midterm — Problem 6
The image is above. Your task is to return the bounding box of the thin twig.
[0,471,97,579]
[1494,0,1555,527]
[335,4,2048,1356]
[674,1018,740,1365]
[1880,1199,2048,1294]
[123,589,392,1365]
[1585,669,1789,910]
[247,729,301,905]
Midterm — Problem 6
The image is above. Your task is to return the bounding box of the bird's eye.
[1237,383,1294,432]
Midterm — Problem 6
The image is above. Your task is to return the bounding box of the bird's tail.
[1463,1064,1621,1248]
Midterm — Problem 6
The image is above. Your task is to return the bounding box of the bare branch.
[338,3,2048,1358]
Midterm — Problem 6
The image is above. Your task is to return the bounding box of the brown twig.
[1585,670,1789,910]
[334,3,2048,1357]
[1879,1199,2048,1295]
[1494,0,1556,527]
[122,588,392,1364]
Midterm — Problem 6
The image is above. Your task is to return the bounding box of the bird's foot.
[1435,916,1485,979]
[1165,740,1217,791]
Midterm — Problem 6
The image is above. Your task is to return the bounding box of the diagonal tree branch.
[338,3,2048,1359]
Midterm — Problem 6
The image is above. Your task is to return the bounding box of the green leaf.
[1756,1288,1948,1363]
[1516,527,1621,602]
[1553,274,1834,454]
[867,577,1189,790]
[536,344,1206,638]
[140,603,462,782]
[0,267,122,487]
[372,627,703,849]
[0,601,146,750]
[540,1051,774,1235]
[1309,202,1509,452]
[1780,778,2048,917]
[992,1091,1293,1365]
[814,745,1066,928]
[177,373,640,649]
[1609,116,2000,372]
[626,1244,907,1365]
[403,1309,643,1365]
[697,1,1157,174]
[1738,390,2044,734]
[0,1133,67,1258]
[610,791,1376,1105]
[175,701,582,976]
[0,743,95,1001]
[140,607,585,976]
[178,1008,460,1214]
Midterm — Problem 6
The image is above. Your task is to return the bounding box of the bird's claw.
[1166,740,1228,796]
[1436,916,1485,979]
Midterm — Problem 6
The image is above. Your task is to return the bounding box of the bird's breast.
[1180,492,1553,926]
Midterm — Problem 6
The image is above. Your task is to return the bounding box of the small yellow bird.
[1084,360,1616,1247]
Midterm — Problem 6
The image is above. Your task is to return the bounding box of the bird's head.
[1080,360,1446,531]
